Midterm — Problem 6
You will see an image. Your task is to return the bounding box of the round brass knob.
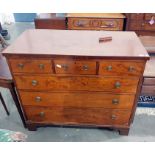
[106,66,112,71]
[39,64,44,69]
[112,99,119,105]
[111,114,116,120]
[128,66,134,72]
[115,82,121,88]
[32,80,38,86]
[17,63,24,69]
[141,23,145,26]
[35,96,41,102]
[39,112,45,117]
[82,65,89,71]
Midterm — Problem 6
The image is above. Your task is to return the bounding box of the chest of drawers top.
[3,29,149,60]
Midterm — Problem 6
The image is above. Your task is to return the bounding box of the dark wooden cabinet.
[125,13,155,36]
[3,29,149,135]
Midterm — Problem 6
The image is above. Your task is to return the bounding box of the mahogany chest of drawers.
[67,13,125,31]
[3,30,149,135]
[125,13,155,36]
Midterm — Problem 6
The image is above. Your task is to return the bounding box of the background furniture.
[3,29,149,135]
[0,53,26,127]
[139,36,155,97]
[35,13,66,30]
[125,13,155,36]
[67,13,125,30]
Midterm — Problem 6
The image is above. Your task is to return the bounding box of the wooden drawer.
[68,18,123,30]
[130,14,144,20]
[24,106,131,126]
[19,91,135,109]
[54,60,96,75]
[99,61,144,76]
[143,78,155,85]
[9,59,53,73]
[144,14,155,20]
[14,75,139,93]
[141,85,155,95]
[128,21,144,30]
[143,22,155,31]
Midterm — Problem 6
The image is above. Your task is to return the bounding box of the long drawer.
[141,85,155,95]
[24,106,131,126]
[14,75,139,93]
[19,91,135,109]
[68,18,123,30]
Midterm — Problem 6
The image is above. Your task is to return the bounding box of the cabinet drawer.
[141,85,155,95]
[143,78,155,85]
[99,61,144,76]
[68,18,123,30]
[143,22,155,31]
[9,59,53,73]
[130,14,144,20]
[54,60,96,75]
[24,106,131,126]
[14,75,139,93]
[144,14,155,20]
[19,91,135,109]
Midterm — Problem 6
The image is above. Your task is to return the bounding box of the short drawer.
[99,61,144,76]
[141,85,155,95]
[24,106,131,126]
[19,91,135,109]
[68,18,123,30]
[54,60,96,75]
[143,78,155,85]
[9,59,53,73]
[14,75,139,93]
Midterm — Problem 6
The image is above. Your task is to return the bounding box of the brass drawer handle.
[32,80,38,86]
[62,64,68,71]
[39,112,45,117]
[82,65,89,71]
[128,66,135,72]
[35,96,41,102]
[106,65,112,71]
[39,64,44,69]
[115,82,121,88]
[111,114,116,120]
[17,63,24,69]
[112,99,119,105]
[56,64,68,71]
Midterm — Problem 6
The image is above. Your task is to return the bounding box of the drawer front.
[144,14,155,20]
[144,22,155,31]
[128,21,144,30]
[14,75,139,93]
[24,106,131,126]
[68,18,123,30]
[99,61,144,76]
[54,60,96,75]
[130,14,144,20]
[19,91,135,109]
[143,78,155,85]
[141,85,155,95]
[9,59,53,73]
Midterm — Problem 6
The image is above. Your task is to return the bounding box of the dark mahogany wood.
[34,13,66,30]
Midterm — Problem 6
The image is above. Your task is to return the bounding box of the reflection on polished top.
[3,29,149,59]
